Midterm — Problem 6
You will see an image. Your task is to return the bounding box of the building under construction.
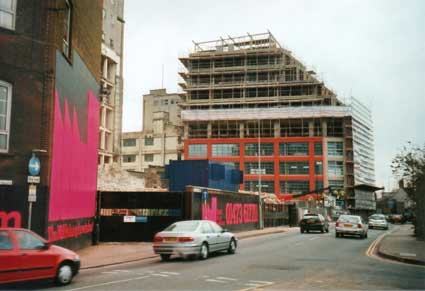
[178,32,375,207]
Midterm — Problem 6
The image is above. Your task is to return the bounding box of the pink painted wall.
[48,91,99,222]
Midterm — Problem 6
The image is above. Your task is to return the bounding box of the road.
[3,226,425,290]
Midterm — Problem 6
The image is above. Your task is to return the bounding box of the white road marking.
[160,271,180,275]
[216,276,237,281]
[249,280,274,284]
[206,279,227,283]
[101,271,118,275]
[115,270,131,272]
[400,253,417,257]
[245,283,262,287]
[152,273,169,277]
[309,236,320,241]
[65,275,150,291]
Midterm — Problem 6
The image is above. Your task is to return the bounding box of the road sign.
[28,185,37,202]
[27,176,40,184]
[123,216,136,223]
[201,190,208,200]
[28,154,41,176]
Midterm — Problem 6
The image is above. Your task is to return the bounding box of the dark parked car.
[299,214,329,233]
[388,214,406,224]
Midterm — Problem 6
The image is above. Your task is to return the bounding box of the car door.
[0,230,22,284]
[13,230,57,281]
[200,222,218,252]
[209,221,229,251]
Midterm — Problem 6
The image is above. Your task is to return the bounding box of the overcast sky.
[122,0,425,189]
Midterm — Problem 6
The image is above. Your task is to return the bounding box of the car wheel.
[227,238,236,254]
[306,229,310,233]
[160,254,171,261]
[199,243,209,260]
[335,233,339,238]
[321,226,325,233]
[55,263,74,286]
[326,226,329,233]
[364,232,368,239]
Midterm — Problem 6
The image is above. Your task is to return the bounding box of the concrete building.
[121,89,183,172]
[98,0,125,165]
[0,0,103,249]
[178,32,375,207]
[350,97,375,185]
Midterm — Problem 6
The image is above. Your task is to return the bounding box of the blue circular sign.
[28,154,41,176]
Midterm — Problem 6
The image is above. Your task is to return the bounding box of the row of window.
[122,137,154,147]
[189,142,342,157]
[122,154,154,163]
[244,180,344,194]
[153,99,178,106]
[244,161,325,175]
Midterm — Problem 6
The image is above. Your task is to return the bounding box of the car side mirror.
[221,228,228,233]
[42,242,51,250]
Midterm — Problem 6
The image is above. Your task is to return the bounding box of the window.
[329,180,344,189]
[245,162,274,174]
[188,144,207,157]
[14,230,44,250]
[244,143,274,156]
[280,162,309,175]
[144,154,154,162]
[0,231,12,250]
[153,100,159,106]
[328,161,344,176]
[212,144,239,157]
[122,155,136,163]
[201,222,213,234]
[327,141,343,156]
[0,81,11,153]
[62,0,72,58]
[144,137,154,146]
[315,161,323,175]
[244,180,275,193]
[315,180,324,191]
[0,0,16,30]
[161,99,168,105]
[280,142,308,156]
[280,181,309,194]
[123,138,136,147]
[314,142,323,155]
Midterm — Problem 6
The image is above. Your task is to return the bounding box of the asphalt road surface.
[3,226,425,290]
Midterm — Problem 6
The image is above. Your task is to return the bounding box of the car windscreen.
[165,221,200,232]
[303,215,319,219]
[370,214,385,220]
[338,216,360,223]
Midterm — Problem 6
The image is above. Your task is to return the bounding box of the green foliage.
[391,142,425,199]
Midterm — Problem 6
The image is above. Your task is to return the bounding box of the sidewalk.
[79,226,289,269]
[377,224,425,266]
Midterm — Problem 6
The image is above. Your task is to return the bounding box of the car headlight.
[75,255,80,261]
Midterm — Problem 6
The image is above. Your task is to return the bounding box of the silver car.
[368,214,389,230]
[335,215,368,239]
[153,220,237,261]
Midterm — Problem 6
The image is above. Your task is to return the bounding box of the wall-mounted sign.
[135,216,148,223]
[0,180,13,185]
[123,216,136,223]
[28,153,41,176]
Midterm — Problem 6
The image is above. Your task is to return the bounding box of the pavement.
[377,223,425,266]
[78,226,290,269]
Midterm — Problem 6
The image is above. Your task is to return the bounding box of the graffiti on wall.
[49,51,100,223]
[202,197,258,226]
[48,221,94,242]
[0,211,22,228]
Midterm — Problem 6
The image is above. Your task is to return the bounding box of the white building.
[350,97,375,185]
[121,89,183,172]
[98,0,124,165]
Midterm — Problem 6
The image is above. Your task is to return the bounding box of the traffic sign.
[27,176,40,184]
[28,154,41,176]
[201,190,208,200]
[28,185,37,202]
[123,216,136,223]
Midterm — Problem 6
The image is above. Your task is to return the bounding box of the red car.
[0,228,80,285]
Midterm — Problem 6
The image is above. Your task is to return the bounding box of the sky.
[122,0,425,190]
